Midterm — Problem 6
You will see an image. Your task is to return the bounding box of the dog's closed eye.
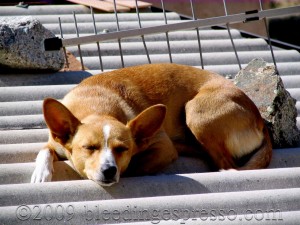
[114,146,129,153]
[83,145,99,151]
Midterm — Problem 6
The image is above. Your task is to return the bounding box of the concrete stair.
[0,4,300,224]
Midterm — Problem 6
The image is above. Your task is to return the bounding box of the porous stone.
[0,16,64,71]
[234,58,300,147]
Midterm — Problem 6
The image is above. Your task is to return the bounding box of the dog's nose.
[102,165,117,180]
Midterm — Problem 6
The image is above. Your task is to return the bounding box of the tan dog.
[31,64,272,186]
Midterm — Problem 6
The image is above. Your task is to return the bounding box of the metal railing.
[45,0,300,73]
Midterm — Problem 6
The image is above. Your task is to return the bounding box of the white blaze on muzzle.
[99,124,118,183]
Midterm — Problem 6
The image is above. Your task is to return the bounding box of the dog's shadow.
[102,174,211,199]
[51,157,213,198]
[101,157,213,198]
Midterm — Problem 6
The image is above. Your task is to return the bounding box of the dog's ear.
[127,104,166,150]
[43,98,81,144]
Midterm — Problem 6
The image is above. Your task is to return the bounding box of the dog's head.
[43,98,166,186]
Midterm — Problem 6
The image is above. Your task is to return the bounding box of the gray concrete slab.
[1,148,300,184]
[0,5,90,16]
[61,29,242,41]
[0,115,46,130]
[0,161,81,185]
[43,20,183,35]
[0,67,299,88]
[0,71,92,87]
[0,142,44,163]
[286,88,300,101]
[204,62,300,76]
[0,85,73,102]
[0,101,43,116]
[81,50,300,70]
[103,211,300,225]
[1,5,300,225]
[281,75,300,88]
[67,39,269,57]
[0,167,300,206]
[1,188,299,224]
[20,12,181,23]
[0,129,48,144]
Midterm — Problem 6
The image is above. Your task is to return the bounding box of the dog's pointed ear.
[127,104,166,150]
[43,98,81,144]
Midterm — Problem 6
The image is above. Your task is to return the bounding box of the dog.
[31,63,272,186]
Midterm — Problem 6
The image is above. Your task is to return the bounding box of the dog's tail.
[238,125,272,170]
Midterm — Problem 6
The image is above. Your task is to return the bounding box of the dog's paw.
[31,166,52,183]
[31,149,54,183]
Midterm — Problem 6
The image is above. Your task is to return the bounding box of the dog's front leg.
[31,148,57,183]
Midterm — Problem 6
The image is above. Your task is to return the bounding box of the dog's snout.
[102,165,117,179]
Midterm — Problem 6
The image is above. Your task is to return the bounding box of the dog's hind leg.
[185,86,271,170]
[184,90,238,169]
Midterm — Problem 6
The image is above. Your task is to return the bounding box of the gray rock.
[0,16,64,71]
[234,58,300,147]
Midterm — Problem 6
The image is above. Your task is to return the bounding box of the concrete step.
[205,62,300,76]
[297,102,300,114]
[0,96,300,130]
[61,29,243,41]
[3,77,300,104]
[0,85,73,102]
[1,5,300,225]
[1,95,300,116]
[0,129,49,144]
[0,161,81,185]
[43,20,185,34]
[0,5,91,15]
[286,88,300,101]
[1,147,300,182]
[0,167,299,206]
[0,114,45,130]
[281,75,300,88]
[18,12,181,23]
[0,70,92,87]
[80,50,300,70]
[67,39,270,57]
[1,187,299,224]
[0,66,299,88]
[0,143,44,163]
[103,211,300,225]
[0,127,300,163]
[2,102,300,130]
[0,100,43,116]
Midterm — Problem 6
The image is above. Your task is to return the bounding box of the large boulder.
[0,16,64,71]
[234,58,300,148]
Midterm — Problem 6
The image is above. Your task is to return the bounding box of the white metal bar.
[161,0,172,63]
[58,17,69,69]
[259,0,278,73]
[61,5,300,47]
[112,0,125,68]
[135,0,151,64]
[190,0,204,69]
[73,11,85,70]
[90,6,104,72]
[223,0,242,70]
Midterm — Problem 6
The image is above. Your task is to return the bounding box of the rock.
[234,58,300,148]
[0,16,64,71]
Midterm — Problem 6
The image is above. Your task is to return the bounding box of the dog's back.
[62,64,227,139]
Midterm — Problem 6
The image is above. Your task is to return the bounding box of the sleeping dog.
[31,63,272,186]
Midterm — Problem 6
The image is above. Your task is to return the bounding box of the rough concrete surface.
[0,16,64,71]
[235,58,300,147]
